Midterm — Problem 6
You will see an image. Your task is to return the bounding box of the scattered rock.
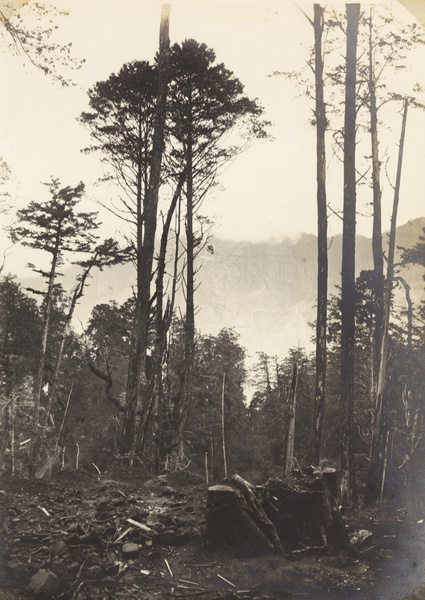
[350,529,373,552]
[28,569,61,596]
[122,542,140,559]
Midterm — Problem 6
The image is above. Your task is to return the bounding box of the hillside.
[19,217,425,362]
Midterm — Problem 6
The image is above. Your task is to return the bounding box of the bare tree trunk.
[44,266,92,429]
[121,4,171,460]
[153,171,186,473]
[221,372,228,480]
[33,234,60,432]
[283,363,299,477]
[369,7,385,405]
[340,3,360,505]
[311,3,328,466]
[55,382,73,451]
[365,99,408,505]
[31,234,61,474]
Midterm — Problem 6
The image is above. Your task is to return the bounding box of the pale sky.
[1,0,425,272]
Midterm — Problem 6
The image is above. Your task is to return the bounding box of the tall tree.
[121,4,171,460]
[81,7,171,462]
[365,99,409,504]
[309,4,328,466]
[367,8,384,400]
[340,3,360,505]
[166,39,267,459]
[11,179,98,441]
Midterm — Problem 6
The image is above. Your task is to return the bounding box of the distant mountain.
[20,217,425,362]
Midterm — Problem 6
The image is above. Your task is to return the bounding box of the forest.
[1,3,425,598]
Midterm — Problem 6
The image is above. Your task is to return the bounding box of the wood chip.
[37,506,51,517]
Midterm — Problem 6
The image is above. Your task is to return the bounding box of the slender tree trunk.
[369,8,385,401]
[221,372,228,479]
[55,382,73,451]
[169,136,195,464]
[31,231,61,474]
[121,4,171,459]
[340,3,360,505]
[33,232,61,432]
[284,363,299,477]
[153,171,186,473]
[44,267,92,428]
[365,100,408,505]
[311,3,328,467]
[283,363,298,477]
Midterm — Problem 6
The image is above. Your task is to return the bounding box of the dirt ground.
[0,467,417,600]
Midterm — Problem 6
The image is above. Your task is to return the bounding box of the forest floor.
[0,466,422,600]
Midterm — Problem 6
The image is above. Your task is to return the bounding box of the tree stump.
[205,474,349,556]
[205,485,274,556]
[262,475,349,550]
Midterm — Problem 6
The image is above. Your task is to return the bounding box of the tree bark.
[311,4,328,466]
[365,99,408,505]
[121,4,171,459]
[340,3,360,505]
[283,363,298,477]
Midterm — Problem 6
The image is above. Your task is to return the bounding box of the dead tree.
[365,99,409,505]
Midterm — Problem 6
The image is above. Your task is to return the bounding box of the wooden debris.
[92,462,101,475]
[114,526,133,543]
[232,474,284,553]
[165,558,173,577]
[127,517,152,533]
[217,573,235,587]
[178,578,199,586]
[37,506,51,517]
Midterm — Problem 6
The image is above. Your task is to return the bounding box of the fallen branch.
[165,558,173,577]
[37,506,50,517]
[126,518,152,533]
[217,574,235,587]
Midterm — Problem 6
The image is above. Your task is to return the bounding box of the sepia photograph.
[1,1,425,598]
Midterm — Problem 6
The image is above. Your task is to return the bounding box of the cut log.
[232,474,284,553]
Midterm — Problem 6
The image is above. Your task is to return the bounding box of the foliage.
[0,276,42,386]
[0,2,84,85]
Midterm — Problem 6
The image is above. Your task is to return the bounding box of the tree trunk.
[368,8,385,406]
[340,3,360,505]
[31,232,61,474]
[365,99,408,505]
[311,3,328,466]
[33,232,60,432]
[153,171,186,473]
[221,372,228,479]
[44,266,92,429]
[283,363,298,477]
[182,135,195,448]
[121,4,171,459]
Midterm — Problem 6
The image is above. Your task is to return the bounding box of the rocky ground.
[0,467,417,600]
